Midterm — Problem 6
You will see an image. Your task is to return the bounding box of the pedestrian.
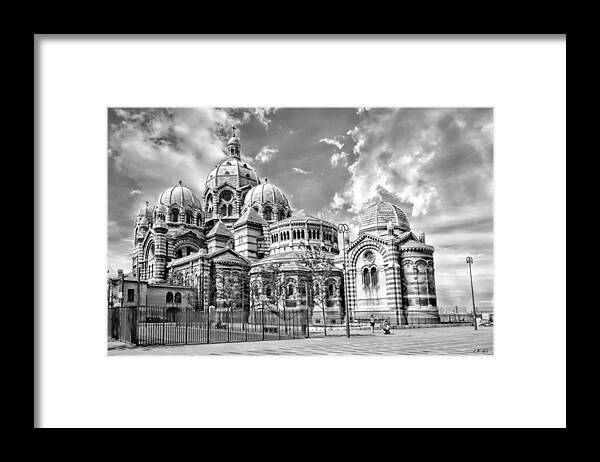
[369,314,375,333]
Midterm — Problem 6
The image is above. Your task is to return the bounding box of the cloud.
[330,151,350,167]
[292,167,310,175]
[336,108,493,217]
[109,108,232,190]
[251,107,278,129]
[130,189,142,196]
[218,107,279,131]
[330,192,346,210]
[255,145,279,163]
[319,137,344,150]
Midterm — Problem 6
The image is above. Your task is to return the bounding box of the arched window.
[196,215,201,226]
[253,286,259,297]
[176,249,183,258]
[370,267,378,287]
[220,204,227,216]
[287,284,294,297]
[227,204,233,216]
[328,284,334,296]
[266,286,272,298]
[148,243,155,260]
[170,209,179,222]
[363,268,371,287]
[166,292,173,303]
[185,213,192,224]
[206,194,212,204]
[293,230,296,239]
[314,284,320,295]
[263,207,272,221]
[301,230,305,239]
[174,292,182,303]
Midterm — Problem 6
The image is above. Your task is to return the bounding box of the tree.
[298,245,338,336]
[259,262,289,332]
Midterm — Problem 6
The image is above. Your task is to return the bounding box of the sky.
[108,107,493,311]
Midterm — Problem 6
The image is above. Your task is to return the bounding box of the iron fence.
[348,311,474,327]
[108,306,478,346]
[108,306,309,346]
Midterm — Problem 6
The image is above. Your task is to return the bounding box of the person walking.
[369,314,375,333]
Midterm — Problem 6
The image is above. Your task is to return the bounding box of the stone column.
[153,224,168,282]
[346,267,357,320]
[384,242,403,321]
[212,193,218,221]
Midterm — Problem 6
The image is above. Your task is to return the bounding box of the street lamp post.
[338,223,350,338]
[466,256,477,330]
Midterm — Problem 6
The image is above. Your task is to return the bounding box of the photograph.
[107,107,494,355]
[36,35,566,429]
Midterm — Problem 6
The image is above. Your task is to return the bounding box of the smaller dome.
[359,201,411,236]
[139,216,149,227]
[137,202,153,218]
[155,204,168,214]
[244,183,289,209]
[157,182,202,210]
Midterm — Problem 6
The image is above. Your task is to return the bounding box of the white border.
[36,36,566,428]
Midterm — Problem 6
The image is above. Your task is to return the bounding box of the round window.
[363,251,375,264]
[221,190,233,202]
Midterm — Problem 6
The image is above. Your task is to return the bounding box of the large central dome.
[359,201,411,236]
[205,157,259,191]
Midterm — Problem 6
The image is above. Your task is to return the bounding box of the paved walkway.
[108,326,493,356]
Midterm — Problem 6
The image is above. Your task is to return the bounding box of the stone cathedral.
[108,128,440,325]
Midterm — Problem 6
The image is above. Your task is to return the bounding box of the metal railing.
[108,305,309,346]
[108,306,479,347]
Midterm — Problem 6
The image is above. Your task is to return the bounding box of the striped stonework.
[343,229,440,325]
